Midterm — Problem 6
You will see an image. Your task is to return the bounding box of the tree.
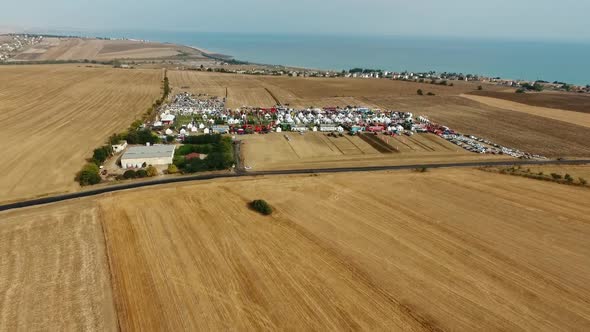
[92,145,112,165]
[417,89,423,96]
[250,199,273,215]
[146,165,158,177]
[77,163,101,186]
[123,170,137,179]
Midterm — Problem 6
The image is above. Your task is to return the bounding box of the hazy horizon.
[2,0,590,42]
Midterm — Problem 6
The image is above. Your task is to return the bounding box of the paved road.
[1,159,589,212]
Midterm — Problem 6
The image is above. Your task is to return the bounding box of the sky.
[2,0,589,42]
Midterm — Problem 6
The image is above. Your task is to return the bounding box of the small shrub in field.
[123,170,137,179]
[579,178,587,185]
[167,164,179,174]
[250,200,273,215]
[427,92,436,96]
[417,89,423,96]
[146,165,158,177]
[550,173,562,180]
[76,163,101,186]
[136,169,148,178]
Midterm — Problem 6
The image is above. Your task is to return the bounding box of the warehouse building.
[121,145,175,169]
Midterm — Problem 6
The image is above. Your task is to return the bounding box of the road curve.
[1,159,589,212]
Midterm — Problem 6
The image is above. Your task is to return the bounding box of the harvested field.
[94,169,590,330]
[0,65,162,203]
[12,38,203,61]
[368,96,590,158]
[463,94,590,128]
[0,200,117,331]
[469,90,590,114]
[241,132,500,170]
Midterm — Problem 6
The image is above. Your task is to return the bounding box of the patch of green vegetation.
[250,199,273,215]
[174,135,234,173]
[76,163,101,186]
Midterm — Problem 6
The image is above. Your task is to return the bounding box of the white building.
[121,145,175,169]
[112,140,128,153]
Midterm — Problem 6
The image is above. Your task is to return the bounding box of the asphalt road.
[1,159,589,212]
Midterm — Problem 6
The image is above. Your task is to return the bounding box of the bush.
[579,177,587,185]
[417,89,423,96]
[250,199,273,215]
[76,163,101,186]
[167,164,179,174]
[478,85,483,90]
[427,92,436,96]
[516,88,526,93]
[550,173,562,180]
[136,169,148,178]
[146,165,158,177]
[564,174,574,183]
[123,170,137,179]
[92,145,112,165]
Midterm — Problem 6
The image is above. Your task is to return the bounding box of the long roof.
[121,145,175,160]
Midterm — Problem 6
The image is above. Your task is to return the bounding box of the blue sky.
[3,0,589,41]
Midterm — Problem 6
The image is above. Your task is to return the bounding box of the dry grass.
[2,169,590,330]
[368,95,590,158]
[96,169,590,330]
[0,200,117,331]
[0,65,162,203]
[470,90,590,114]
[462,94,590,128]
[510,164,590,180]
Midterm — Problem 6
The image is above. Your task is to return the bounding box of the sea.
[50,29,590,86]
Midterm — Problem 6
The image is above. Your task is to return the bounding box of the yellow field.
[0,65,162,203]
[241,132,500,170]
[0,200,117,331]
[3,169,588,330]
[462,94,590,128]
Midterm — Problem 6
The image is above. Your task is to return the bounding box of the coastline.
[2,30,589,87]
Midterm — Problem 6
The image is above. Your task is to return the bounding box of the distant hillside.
[7,36,208,61]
